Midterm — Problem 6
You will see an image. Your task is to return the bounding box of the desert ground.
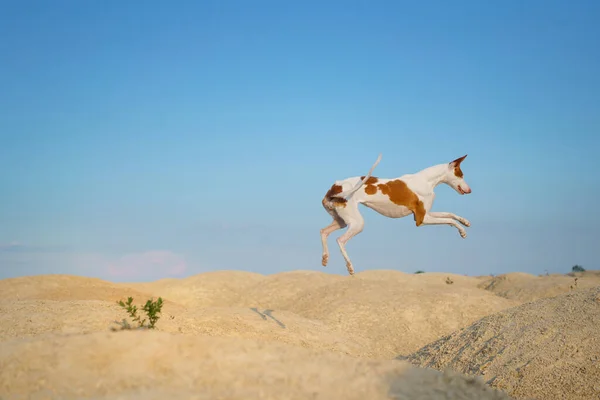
[0,269,599,400]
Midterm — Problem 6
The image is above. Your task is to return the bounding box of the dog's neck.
[415,163,450,190]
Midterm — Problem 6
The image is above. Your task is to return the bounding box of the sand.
[408,286,600,400]
[1,269,598,399]
[477,271,600,303]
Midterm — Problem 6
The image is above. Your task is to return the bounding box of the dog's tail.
[331,153,382,201]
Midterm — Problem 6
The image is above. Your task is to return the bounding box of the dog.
[320,154,472,275]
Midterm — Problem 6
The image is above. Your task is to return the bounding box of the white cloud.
[0,249,189,281]
[106,251,188,279]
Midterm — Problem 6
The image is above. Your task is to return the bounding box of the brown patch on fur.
[364,184,377,195]
[360,176,379,185]
[376,180,426,226]
[361,176,379,195]
[324,184,347,208]
[450,155,467,178]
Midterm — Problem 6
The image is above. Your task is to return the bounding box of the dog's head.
[445,155,471,195]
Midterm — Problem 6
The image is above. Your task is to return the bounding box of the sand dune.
[477,272,600,303]
[241,270,346,309]
[407,286,600,400]
[0,299,125,341]
[0,331,511,400]
[0,300,365,357]
[1,269,598,399]
[0,274,157,304]
[126,270,266,307]
[278,271,520,357]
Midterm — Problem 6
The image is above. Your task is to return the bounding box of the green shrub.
[113,296,164,331]
[572,265,586,273]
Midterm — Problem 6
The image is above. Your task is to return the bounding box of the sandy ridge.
[1,269,599,399]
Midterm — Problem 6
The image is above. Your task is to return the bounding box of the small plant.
[572,265,586,273]
[142,297,164,328]
[570,277,579,290]
[445,276,454,285]
[414,270,425,274]
[112,296,164,331]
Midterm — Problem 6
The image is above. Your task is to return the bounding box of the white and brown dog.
[320,154,472,275]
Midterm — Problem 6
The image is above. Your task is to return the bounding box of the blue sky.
[1,0,599,281]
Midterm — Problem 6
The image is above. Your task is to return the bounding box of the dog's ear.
[449,154,467,167]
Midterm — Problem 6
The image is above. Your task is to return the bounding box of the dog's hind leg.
[320,200,346,267]
[333,202,365,276]
[320,218,344,267]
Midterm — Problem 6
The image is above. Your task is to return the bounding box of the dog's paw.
[346,262,355,275]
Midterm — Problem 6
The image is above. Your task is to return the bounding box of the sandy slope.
[129,269,521,357]
[1,269,598,399]
[0,274,162,304]
[407,286,600,400]
[279,271,520,357]
[0,331,511,400]
[477,271,600,303]
[128,270,267,307]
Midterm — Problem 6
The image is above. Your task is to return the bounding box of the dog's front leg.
[427,212,470,227]
[420,213,467,238]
